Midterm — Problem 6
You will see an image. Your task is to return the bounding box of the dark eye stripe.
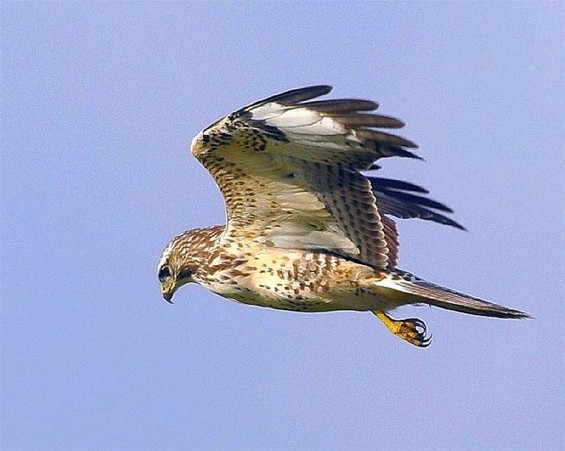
[177,269,193,280]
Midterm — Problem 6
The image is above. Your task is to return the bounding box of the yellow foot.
[372,311,431,348]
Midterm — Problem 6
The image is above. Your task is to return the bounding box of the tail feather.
[379,270,530,319]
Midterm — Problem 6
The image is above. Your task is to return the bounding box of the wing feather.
[332,114,405,129]
[370,176,466,230]
[191,85,462,270]
[299,99,379,113]
[237,85,333,112]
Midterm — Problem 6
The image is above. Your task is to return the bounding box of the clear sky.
[1,2,563,450]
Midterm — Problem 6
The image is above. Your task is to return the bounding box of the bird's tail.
[378,269,530,319]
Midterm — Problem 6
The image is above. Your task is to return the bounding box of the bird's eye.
[158,265,172,283]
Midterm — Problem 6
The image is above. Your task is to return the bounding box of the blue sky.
[1,2,563,450]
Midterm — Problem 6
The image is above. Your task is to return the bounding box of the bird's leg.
[372,311,431,347]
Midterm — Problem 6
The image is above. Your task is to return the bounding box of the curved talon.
[372,311,432,347]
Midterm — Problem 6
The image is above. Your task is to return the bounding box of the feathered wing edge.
[236,85,334,110]
[370,177,465,230]
[233,85,422,163]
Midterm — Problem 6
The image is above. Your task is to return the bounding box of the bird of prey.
[157,85,528,347]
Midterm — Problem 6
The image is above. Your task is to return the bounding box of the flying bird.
[157,85,528,347]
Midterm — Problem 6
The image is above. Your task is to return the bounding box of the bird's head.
[157,226,224,303]
[157,236,196,303]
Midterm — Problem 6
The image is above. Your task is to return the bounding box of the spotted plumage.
[158,85,528,347]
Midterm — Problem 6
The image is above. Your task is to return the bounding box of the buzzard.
[157,85,528,347]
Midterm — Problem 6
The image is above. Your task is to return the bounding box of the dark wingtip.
[262,85,333,106]
[370,176,467,230]
[237,85,333,114]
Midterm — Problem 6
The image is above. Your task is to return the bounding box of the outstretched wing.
[191,85,460,269]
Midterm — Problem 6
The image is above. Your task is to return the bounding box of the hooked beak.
[161,283,176,304]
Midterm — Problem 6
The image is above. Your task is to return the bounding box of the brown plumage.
[157,85,528,347]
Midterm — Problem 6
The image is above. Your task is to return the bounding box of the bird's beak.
[161,283,175,304]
